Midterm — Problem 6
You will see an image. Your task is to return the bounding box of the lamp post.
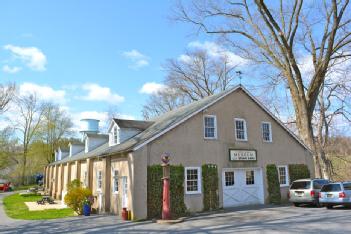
[161,152,171,220]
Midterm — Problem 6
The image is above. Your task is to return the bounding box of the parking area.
[1,203,351,233]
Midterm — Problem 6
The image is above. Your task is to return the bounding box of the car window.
[321,184,341,192]
[313,180,329,189]
[343,183,351,190]
[290,181,311,189]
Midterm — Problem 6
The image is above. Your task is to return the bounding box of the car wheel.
[326,205,333,209]
[293,203,300,207]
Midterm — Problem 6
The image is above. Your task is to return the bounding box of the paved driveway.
[1,193,351,233]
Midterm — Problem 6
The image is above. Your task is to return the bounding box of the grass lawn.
[3,193,75,220]
[12,184,37,191]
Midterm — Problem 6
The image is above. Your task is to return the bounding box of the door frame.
[222,167,265,207]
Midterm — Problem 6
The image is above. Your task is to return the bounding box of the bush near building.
[266,164,281,204]
[64,179,92,215]
[288,164,310,182]
[202,164,219,211]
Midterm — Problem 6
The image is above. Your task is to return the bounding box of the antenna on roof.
[236,70,243,86]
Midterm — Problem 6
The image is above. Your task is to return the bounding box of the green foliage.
[170,165,187,218]
[147,165,162,219]
[266,164,281,204]
[64,179,92,215]
[147,165,187,219]
[3,193,74,220]
[289,164,310,182]
[202,164,219,211]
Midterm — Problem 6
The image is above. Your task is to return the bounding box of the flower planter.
[83,204,91,216]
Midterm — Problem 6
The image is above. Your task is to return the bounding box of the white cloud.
[186,41,248,67]
[2,65,22,74]
[123,49,150,69]
[19,82,66,104]
[139,82,167,95]
[80,83,125,104]
[4,44,47,71]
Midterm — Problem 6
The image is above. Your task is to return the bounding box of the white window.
[185,167,202,194]
[113,170,119,193]
[234,118,247,141]
[83,171,88,187]
[278,165,289,187]
[113,126,118,144]
[262,122,272,142]
[204,115,217,139]
[97,170,102,191]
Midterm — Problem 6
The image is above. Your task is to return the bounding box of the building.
[45,85,314,220]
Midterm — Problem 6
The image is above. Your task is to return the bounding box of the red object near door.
[121,208,128,220]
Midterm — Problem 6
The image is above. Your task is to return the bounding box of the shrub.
[202,164,219,211]
[266,164,281,204]
[147,165,187,219]
[64,179,92,215]
[289,164,310,183]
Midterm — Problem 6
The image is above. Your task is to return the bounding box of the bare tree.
[0,83,16,114]
[176,0,351,177]
[14,94,46,185]
[314,72,351,178]
[142,88,189,119]
[142,48,239,119]
[41,103,73,163]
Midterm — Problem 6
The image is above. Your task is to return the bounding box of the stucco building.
[45,85,314,220]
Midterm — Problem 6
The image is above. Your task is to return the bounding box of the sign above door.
[229,149,257,161]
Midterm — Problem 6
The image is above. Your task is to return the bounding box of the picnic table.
[37,196,55,205]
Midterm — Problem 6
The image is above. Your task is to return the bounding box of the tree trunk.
[21,149,27,185]
[293,98,322,178]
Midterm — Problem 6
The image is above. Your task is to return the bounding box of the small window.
[235,118,247,141]
[277,165,289,186]
[185,167,201,194]
[246,170,255,185]
[113,126,118,144]
[313,180,329,189]
[225,171,235,186]
[343,183,351,190]
[97,170,102,191]
[113,170,119,193]
[262,122,272,142]
[204,115,217,139]
[321,184,341,192]
[83,171,88,187]
[290,181,311,189]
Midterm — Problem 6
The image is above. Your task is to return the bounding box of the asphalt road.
[1,192,351,233]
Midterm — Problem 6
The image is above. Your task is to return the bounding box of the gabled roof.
[50,85,310,165]
[102,85,310,155]
[112,119,154,130]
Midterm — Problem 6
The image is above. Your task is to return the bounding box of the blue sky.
[0,1,217,128]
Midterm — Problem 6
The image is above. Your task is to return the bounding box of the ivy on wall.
[289,164,310,183]
[147,165,162,219]
[202,164,219,211]
[266,164,281,204]
[147,165,187,219]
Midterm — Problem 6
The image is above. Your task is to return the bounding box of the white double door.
[222,168,264,208]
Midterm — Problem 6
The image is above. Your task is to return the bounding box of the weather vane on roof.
[236,70,243,86]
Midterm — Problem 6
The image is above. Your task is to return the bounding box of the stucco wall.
[109,156,130,215]
[134,89,313,214]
